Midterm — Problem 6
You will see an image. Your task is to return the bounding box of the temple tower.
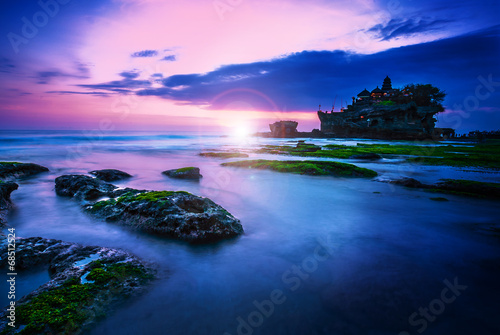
[381,76,392,92]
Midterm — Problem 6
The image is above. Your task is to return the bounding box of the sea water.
[0,130,499,335]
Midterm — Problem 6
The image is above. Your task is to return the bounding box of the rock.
[55,175,117,200]
[222,159,378,178]
[434,179,500,199]
[388,177,427,188]
[199,152,249,159]
[0,237,155,335]
[162,167,202,179]
[0,162,49,180]
[349,153,382,160]
[55,175,243,243]
[89,169,132,182]
[0,181,18,226]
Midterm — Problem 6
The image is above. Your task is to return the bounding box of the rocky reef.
[0,181,18,226]
[162,167,202,180]
[199,152,249,159]
[0,162,48,180]
[89,169,132,182]
[0,162,48,226]
[55,175,243,242]
[386,177,500,199]
[0,237,155,334]
[222,159,378,178]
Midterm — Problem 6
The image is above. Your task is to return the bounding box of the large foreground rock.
[0,162,48,180]
[55,175,243,242]
[89,169,132,182]
[0,237,155,335]
[0,182,18,226]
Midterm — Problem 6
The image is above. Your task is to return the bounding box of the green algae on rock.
[199,152,249,159]
[255,141,500,169]
[55,175,243,243]
[222,159,378,178]
[0,237,155,335]
[162,167,202,179]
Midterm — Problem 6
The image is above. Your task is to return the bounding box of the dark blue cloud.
[46,90,111,97]
[131,50,158,58]
[367,17,451,41]
[119,70,140,79]
[135,25,500,120]
[35,66,90,84]
[0,57,15,73]
[77,77,151,92]
[161,55,176,61]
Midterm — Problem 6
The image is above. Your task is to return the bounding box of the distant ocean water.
[1,130,499,335]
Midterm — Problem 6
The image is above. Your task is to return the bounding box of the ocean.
[1,130,499,335]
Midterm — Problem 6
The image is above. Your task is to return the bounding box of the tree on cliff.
[403,84,446,106]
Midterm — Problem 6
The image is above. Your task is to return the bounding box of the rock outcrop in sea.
[0,181,18,226]
[0,237,155,334]
[89,169,132,182]
[0,162,48,225]
[162,167,202,179]
[55,175,243,242]
[0,162,49,180]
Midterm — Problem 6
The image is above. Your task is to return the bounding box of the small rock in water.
[349,153,382,160]
[89,169,132,182]
[162,167,202,179]
[388,177,426,188]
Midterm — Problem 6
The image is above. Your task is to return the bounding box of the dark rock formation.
[349,153,382,160]
[318,102,444,140]
[0,182,18,226]
[89,169,132,182]
[388,177,428,188]
[55,175,118,201]
[199,152,249,159]
[0,162,49,180]
[384,177,500,199]
[162,167,202,180]
[434,179,500,198]
[269,121,298,138]
[55,175,243,242]
[222,159,378,178]
[0,237,155,334]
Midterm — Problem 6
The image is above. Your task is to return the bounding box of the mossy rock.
[221,159,377,178]
[162,167,202,179]
[256,141,500,169]
[199,152,249,159]
[0,237,155,335]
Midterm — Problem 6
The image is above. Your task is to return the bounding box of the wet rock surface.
[349,153,382,160]
[388,177,428,188]
[0,237,155,335]
[0,162,49,180]
[89,169,132,182]
[55,175,243,242]
[385,177,500,199]
[0,182,18,226]
[162,167,202,179]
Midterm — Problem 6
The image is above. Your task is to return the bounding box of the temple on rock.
[317,76,455,140]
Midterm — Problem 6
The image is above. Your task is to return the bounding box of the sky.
[0,0,499,134]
